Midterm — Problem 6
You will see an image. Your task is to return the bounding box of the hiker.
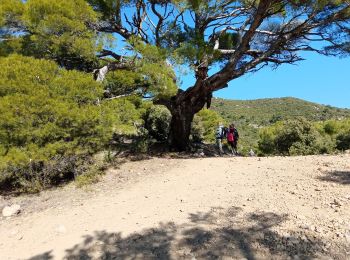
[215,123,227,155]
[232,124,239,155]
[227,124,239,155]
[227,125,236,155]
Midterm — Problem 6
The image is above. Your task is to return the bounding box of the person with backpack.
[215,123,227,155]
[226,124,239,155]
[231,124,239,155]
[227,124,236,155]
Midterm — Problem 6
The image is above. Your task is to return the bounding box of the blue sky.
[179,52,350,109]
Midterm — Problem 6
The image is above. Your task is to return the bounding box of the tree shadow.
[27,251,53,260]
[112,141,235,162]
[318,170,350,185]
[27,206,347,260]
[65,223,176,260]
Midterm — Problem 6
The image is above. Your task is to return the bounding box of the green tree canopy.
[0,0,101,69]
[0,55,147,191]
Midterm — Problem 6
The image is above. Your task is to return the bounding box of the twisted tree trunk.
[168,104,195,151]
[157,72,212,151]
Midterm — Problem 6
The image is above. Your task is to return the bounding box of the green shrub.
[258,118,323,156]
[259,118,350,156]
[144,105,171,142]
[0,0,100,69]
[258,127,277,155]
[75,162,106,188]
[316,119,350,152]
[276,118,321,155]
[132,126,150,153]
[323,121,338,135]
[336,131,350,150]
[0,55,114,192]
[191,115,205,143]
[192,109,226,143]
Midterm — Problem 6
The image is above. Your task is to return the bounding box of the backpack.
[227,132,234,142]
[233,128,239,140]
[216,126,224,139]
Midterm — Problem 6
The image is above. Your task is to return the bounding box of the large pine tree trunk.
[155,67,214,151]
[168,104,195,151]
[165,84,211,151]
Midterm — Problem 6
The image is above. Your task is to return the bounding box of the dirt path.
[0,154,349,260]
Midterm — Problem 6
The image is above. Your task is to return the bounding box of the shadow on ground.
[114,143,244,165]
[28,206,347,260]
[318,170,350,185]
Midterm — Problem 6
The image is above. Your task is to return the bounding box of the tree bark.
[168,105,194,151]
[157,78,211,151]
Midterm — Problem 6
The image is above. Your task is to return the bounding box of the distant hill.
[211,97,350,125]
[210,97,350,153]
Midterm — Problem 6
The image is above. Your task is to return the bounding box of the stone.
[333,199,342,206]
[300,224,310,230]
[315,227,323,233]
[55,224,67,234]
[2,204,21,217]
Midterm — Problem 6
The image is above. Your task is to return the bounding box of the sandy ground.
[0,154,349,260]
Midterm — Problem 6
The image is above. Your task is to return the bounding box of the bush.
[323,121,338,135]
[258,118,323,156]
[0,0,100,69]
[257,127,277,155]
[336,131,350,150]
[191,109,226,143]
[259,118,350,156]
[316,119,350,152]
[74,162,107,188]
[276,118,321,155]
[144,105,171,142]
[0,55,115,192]
[191,115,205,143]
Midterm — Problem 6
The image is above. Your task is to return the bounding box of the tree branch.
[97,49,123,61]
